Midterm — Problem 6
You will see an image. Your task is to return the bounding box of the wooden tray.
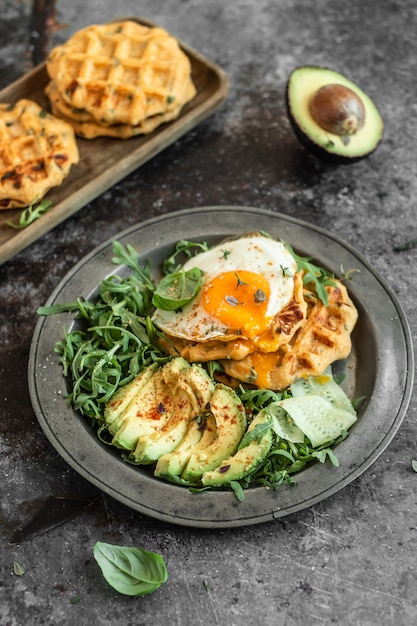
[0,17,229,265]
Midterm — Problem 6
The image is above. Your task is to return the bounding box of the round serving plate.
[28,206,414,528]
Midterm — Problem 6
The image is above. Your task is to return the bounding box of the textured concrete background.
[0,1,416,624]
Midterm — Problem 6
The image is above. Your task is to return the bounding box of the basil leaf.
[153,267,203,311]
[93,541,168,596]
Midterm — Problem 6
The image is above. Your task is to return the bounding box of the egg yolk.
[249,352,280,389]
[202,270,272,338]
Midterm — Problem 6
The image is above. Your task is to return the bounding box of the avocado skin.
[285,66,384,164]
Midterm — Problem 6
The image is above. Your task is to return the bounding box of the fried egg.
[152,234,297,343]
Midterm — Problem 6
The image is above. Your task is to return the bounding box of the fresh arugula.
[284,242,336,306]
[6,198,53,229]
[162,239,209,275]
[93,541,168,596]
[37,242,168,420]
[238,420,272,449]
[238,386,286,411]
[111,240,155,292]
[234,429,345,494]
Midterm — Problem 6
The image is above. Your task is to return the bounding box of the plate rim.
[28,206,415,528]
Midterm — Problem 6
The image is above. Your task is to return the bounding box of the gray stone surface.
[0,1,416,624]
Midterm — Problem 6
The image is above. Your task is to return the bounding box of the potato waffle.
[218,281,358,390]
[45,20,196,136]
[45,79,196,139]
[0,99,79,209]
[161,278,358,391]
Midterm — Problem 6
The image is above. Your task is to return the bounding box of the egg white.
[152,234,297,342]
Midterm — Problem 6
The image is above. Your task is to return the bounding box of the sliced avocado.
[104,363,158,431]
[181,364,215,412]
[132,364,215,464]
[201,411,273,487]
[181,384,247,483]
[154,413,217,479]
[110,357,191,451]
[286,66,384,162]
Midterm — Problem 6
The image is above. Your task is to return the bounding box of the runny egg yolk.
[202,270,272,339]
[249,352,280,389]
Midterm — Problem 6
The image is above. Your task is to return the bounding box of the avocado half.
[286,66,384,163]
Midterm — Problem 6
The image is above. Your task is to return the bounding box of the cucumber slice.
[279,395,357,447]
[291,367,356,416]
[266,404,305,443]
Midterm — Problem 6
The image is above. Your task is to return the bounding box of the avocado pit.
[285,65,384,162]
[309,83,366,137]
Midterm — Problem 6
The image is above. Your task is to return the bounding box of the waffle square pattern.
[45,21,197,138]
[0,99,79,209]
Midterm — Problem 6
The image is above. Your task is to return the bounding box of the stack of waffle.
[45,20,197,139]
[0,99,79,209]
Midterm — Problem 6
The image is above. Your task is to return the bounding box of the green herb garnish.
[93,541,168,596]
[6,198,53,229]
[162,239,209,275]
[284,242,336,306]
[234,272,248,288]
[152,267,203,311]
[37,241,168,419]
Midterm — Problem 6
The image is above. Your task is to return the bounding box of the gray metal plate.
[28,207,414,528]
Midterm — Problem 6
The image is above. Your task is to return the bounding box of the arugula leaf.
[204,359,224,379]
[162,239,209,275]
[238,387,283,411]
[153,267,203,311]
[238,420,272,449]
[37,242,168,419]
[6,199,53,229]
[229,480,245,501]
[284,242,336,306]
[111,241,155,292]
[93,541,168,596]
